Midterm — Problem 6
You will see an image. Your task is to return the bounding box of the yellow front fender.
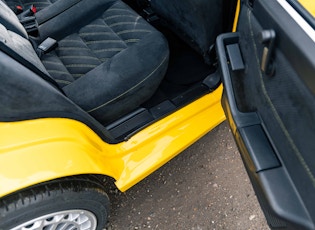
[0,118,120,197]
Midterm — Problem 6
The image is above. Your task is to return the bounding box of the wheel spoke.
[11,210,97,230]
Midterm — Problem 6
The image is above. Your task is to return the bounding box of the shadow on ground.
[105,122,269,230]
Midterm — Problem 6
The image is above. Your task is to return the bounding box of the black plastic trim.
[217,32,314,229]
[287,0,315,30]
[106,81,217,141]
[226,43,245,71]
[238,125,280,172]
[106,108,153,140]
[216,33,260,135]
[254,0,315,94]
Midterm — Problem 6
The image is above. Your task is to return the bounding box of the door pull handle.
[259,30,276,76]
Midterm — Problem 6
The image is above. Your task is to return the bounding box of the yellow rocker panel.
[0,86,225,197]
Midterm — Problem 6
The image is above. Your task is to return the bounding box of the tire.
[0,175,110,230]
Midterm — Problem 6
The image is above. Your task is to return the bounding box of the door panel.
[217,0,315,229]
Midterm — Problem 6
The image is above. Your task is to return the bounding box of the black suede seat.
[0,0,169,124]
[150,0,225,64]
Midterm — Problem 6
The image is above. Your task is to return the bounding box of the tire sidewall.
[0,186,109,230]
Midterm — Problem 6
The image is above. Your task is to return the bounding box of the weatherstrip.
[277,0,315,42]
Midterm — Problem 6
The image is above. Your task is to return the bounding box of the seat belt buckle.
[14,5,24,15]
[17,4,37,18]
[31,5,37,14]
[18,5,38,36]
[37,37,58,57]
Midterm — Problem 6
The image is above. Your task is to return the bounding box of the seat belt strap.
[17,5,38,36]
[0,39,63,92]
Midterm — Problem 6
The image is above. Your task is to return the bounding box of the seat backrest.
[0,0,28,38]
[3,0,59,12]
[0,3,61,89]
[150,0,234,64]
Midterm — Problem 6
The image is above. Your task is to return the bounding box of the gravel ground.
[105,122,270,230]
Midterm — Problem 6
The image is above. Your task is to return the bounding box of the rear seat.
[150,0,225,64]
[0,0,169,123]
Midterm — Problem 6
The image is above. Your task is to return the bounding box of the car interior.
[0,0,237,143]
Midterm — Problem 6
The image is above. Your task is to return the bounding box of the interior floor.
[104,0,220,141]
[119,0,217,108]
[142,24,216,108]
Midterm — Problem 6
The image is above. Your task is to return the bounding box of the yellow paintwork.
[299,0,315,17]
[0,86,225,197]
[4,0,313,198]
[0,0,242,199]
[233,0,241,32]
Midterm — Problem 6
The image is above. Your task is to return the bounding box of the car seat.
[150,0,234,64]
[0,0,169,124]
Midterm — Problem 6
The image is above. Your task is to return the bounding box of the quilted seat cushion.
[40,0,169,123]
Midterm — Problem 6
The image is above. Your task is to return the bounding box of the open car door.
[217,0,315,229]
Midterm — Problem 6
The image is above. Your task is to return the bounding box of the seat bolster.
[0,24,47,75]
[36,0,83,25]
[63,32,169,123]
[0,0,28,38]
[37,0,117,41]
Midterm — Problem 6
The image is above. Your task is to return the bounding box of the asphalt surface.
[105,122,270,230]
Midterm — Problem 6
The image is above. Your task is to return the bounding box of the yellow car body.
[1,0,314,199]
[0,85,225,197]
[300,0,315,15]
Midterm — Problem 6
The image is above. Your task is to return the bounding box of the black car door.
[216,0,315,229]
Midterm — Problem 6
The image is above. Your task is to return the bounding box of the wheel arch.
[0,118,120,198]
[0,174,111,230]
